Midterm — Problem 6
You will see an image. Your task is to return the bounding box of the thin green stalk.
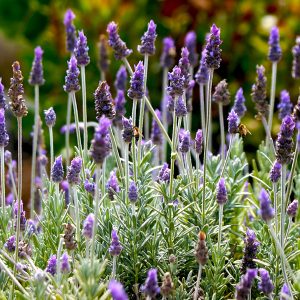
[162,67,168,163]
[261,116,276,156]
[280,164,286,248]
[218,204,224,252]
[124,144,129,202]
[144,110,149,141]
[80,66,88,162]
[195,154,200,190]
[186,152,193,184]
[73,186,81,244]
[109,127,124,179]
[187,67,194,131]
[200,84,206,138]
[268,62,277,132]
[102,159,106,198]
[273,183,279,236]
[30,84,39,219]
[112,255,117,279]
[49,126,54,172]
[101,71,105,82]
[183,92,188,130]
[8,163,18,200]
[220,135,233,179]
[56,237,64,284]
[193,264,202,300]
[66,93,72,166]
[218,102,225,164]
[284,217,292,245]
[202,69,214,223]
[132,99,138,182]
[1,147,5,213]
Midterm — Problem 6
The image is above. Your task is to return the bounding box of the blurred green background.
[1,0,300,196]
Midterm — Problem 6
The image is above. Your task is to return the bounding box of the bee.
[133,126,143,139]
[238,124,251,137]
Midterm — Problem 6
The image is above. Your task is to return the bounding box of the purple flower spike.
[278,90,293,120]
[82,213,94,239]
[106,171,120,200]
[167,66,185,97]
[29,46,45,86]
[258,268,274,296]
[60,252,70,273]
[268,26,282,62]
[204,24,222,70]
[179,47,191,88]
[184,31,198,67]
[0,109,9,147]
[107,21,132,60]
[270,161,281,183]
[44,107,56,127]
[287,199,298,218]
[195,49,209,85]
[259,188,275,222]
[213,79,230,105]
[61,180,70,206]
[233,88,246,118]
[141,268,160,298]
[128,61,144,100]
[160,37,176,68]
[46,255,57,276]
[4,235,16,252]
[151,109,163,145]
[280,283,291,300]
[109,280,129,300]
[122,117,133,143]
[74,30,90,66]
[0,79,6,110]
[114,66,127,92]
[157,163,170,183]
[64,9,76,53]
[194,129,203,154]
[67,156,82,185]
[128,181,138,203]
[98,35,110,73]
[114,90,126,128]
[90,116,112,165]
[63,56,80,93]
[94,81,116,120]
[292,37,300,79]
[179,130,191,153]
[109,229,123,256]
[84,179,95,195]
[228,109,239,134]
[275,115,295,165]
[51,156,64,183]
[138,20,157,55]
[175,95,187,117]
[216,178,227,205]
[235,269,257,300]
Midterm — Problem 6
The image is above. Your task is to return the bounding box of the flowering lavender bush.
[0,11,299,300]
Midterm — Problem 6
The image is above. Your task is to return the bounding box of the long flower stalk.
[73,186,81,243]
[273,183,279,236]
[218,102,225,163]
[8,163,18,200]
[131,99,138,182]
[261,116,275,155]
[49,126,54,172]
[218,204,224,252]
[56,237,64,284]
[124,144,129,201]
[200,84,206,138]
[66,94,72,166]
[112,256,117,279]
[162,67,168,163]
[0,147,4,212]
[80,66,88,161]
[109,127,124,179]
[193,264,202,300]
[280,164,286,248]
[268,62,277,131]
[220,135,233,178]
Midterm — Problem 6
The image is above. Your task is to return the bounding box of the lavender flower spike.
[46,255,57,276]
[287,199,298,218]
[212,79,230,105]
[4,235,16,252]
[109,280,129,300]
[235,269,257,300]
[270,161,281,183]
[106,171,120,200]
[128,181,138,202]
[0,79,6,110]
[175,95,187,117]
[204,24,222,70]
[122,117,133,143]
[51,155,64,183]
[128,61,144,100]
[109,229,123,256]
[29,46,45,86]
[0,109,9,147]
[157,163,170,183]
[184,31,198,67]
[82,213,94,239]
[113,90,126,128]
[44,107,56,127]
[160,37,176,68]
[141,268,160,298]
[63,9,76,53]
[216,178,227,205]
[167,66,185,97]
[194,129,203,154]
[233,88,246,118]
[67,156,82,185]
[74,30,90,66]
[268,26,282,62]
[98,35,110,74]
[114,66,127,92]
[195,49,209,85]
[138,20,157,55]
[259,188,275,222]
[179,47,191,88]
[179,130,191,153]
[280,283,291,300]
[63,56,80,93]
[258,268,274,296]
[60,252,70,273]
[278,90,293,120]
[228,109,239,134]
[107,21,132,60]
[151,109,163,145]
[292,37,300,79]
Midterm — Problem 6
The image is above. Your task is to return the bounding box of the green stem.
[218,102,225,164]
[220,135,233,179]
[8,163,18,201]
[162,67,168,163]
[66,93,72,166]
[56,237,64,284]
[280,164,286,248]
[1,147,5,213]
[200,84,206,138]
[71,92,83,157]
[49,126,54,172]
[261,116,275,156]
[124,144,129,202]
[195,154,200,190]
[273,183,279,236]
[268,62,277,132]
[73,186,81,244]
[112,255,117,279]
[132,99,138,182]
[183,92,188,130]
[109,127,124,179]
[193,264,202,300]
[80,66,88,162]
[218,204,224,252]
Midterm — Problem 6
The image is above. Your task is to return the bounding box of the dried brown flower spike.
[195,231,208,266]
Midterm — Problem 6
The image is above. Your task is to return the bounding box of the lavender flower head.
[44,107,56,127]
[235,269,257,300]
[98,34,110,73]
[0,79,6,110]
[82,213,94,239]
[141,268,160,298]
[287,199,298,218]
[107,22,132,60]
[175,95,187,117]
[216,178,227,205]
[122,117,133,143]
[278,90,293,120]
[179,47,191,88]
[114,90,126,128]
[128,61,144,100]
[4,235,16,252]
[258,268,274,296]
[114,66,127,91]
[292,37,300,79]
[160,37,176,68]
[67,156,82,185]
[184,31,198,67]
[60,252,70,273]
[233,88,246,118]
[228,109,239,134]
[64,9,76,53]
[51,155,64,183]
[61,180,70,205]
[251,65,268,118]
[194,129,203,154]
[128,181,138,203]
[270,161,281,183]
[29,46,45,86]
[259,188,275,222]
[94,81,116,120]
[212,79,230,105]
[63,56,80,93]
[157,163,170,183]
[195,49,209,85]
[109,280,129,300]
[90,116,112,165]
[268,26,282,62]
[179,130,191,153]
[74,30,90,66]
[106,171,120,200]
[167,66,185,97]
[0,109,9,147]
[204,24,222,69]
[151,109,163,145]
[280,283,291,300]
[186,79,195,103]
[84,179,95,195]
[46,255,57,276]
[138,20,157,55]
[275,115,295,165]
[109,229,123,256]
[8,61,28,118]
